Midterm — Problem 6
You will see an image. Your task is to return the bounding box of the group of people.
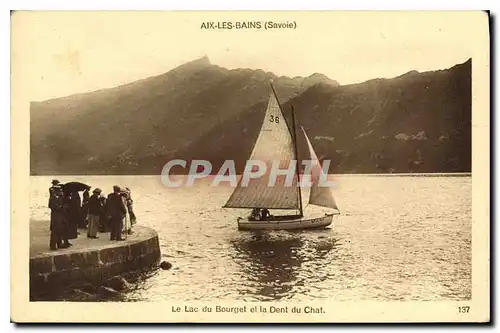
[48,180,137,250]
[249,208,271,221]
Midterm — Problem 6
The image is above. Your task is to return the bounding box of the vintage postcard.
[11,10,490,323]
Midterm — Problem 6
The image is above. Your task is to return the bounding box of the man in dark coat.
[48,179,60,233]
[107,186,127,241]
[61,192,73,247]
[48,186,69,250]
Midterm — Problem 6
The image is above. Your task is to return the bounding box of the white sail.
[224,90,300,209]
[301,127,339,210]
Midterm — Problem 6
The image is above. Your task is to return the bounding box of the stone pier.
[29,219,161,298]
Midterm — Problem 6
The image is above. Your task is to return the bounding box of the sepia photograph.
[11,10,490,323]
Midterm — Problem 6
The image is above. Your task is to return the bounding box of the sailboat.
[223,83,340,230]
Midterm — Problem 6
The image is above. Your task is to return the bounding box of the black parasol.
[61,181,91,193]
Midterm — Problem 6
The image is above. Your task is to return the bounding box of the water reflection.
[230,231,338,301]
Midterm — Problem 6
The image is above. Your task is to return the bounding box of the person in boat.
[250,208,261,221]
[261,208,271,220]
[48,185,67,250]
[107,185,127,241]
[87,188,104,239]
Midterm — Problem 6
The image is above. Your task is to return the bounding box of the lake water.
[30,175,471,301]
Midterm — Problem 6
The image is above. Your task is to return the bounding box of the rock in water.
[104,276,130,291]
[160,261,172,270]
[98,286,121,297]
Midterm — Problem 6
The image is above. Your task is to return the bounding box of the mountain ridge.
[30,58,471,175]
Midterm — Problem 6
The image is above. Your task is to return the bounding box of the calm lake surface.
[30,175,471,301]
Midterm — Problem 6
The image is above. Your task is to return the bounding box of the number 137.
[458,306,470,313]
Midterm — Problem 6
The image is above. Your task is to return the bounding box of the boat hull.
[237,213,336,231]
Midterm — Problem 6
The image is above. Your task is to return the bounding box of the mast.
[269,82,303,217]
[290,104,304,217]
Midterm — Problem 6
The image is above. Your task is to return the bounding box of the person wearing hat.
[124,187,137,230]
[119,189,132,235]
[48,185,68,250]
[106,185,127,241]
[98,192,109,233]
[87,188,104,239]
[48,179,60,206]
[50,179,60,189]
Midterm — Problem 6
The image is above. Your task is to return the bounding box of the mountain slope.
[172,59,471,174]
[30,56,338,175]
[30,58,471,175]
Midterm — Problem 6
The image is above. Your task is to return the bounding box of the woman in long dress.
[121,192,131,235]
[67,192,80,239]
[81,189,90,228]
[124,187,136,226]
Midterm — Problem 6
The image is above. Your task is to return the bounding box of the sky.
[12,11,484,102]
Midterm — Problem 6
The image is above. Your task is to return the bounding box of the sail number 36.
[269,115,280,124]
